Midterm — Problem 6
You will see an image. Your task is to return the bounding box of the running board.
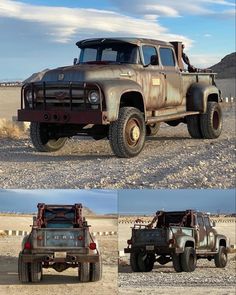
[147,111,200,124]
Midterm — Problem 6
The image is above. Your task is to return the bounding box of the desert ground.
[118,217,236,295]
[0,214,118,295]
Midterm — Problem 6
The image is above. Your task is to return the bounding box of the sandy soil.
[0,87,21,120]
[0,215,118,295]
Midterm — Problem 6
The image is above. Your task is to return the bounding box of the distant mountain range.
[210,52,236,79]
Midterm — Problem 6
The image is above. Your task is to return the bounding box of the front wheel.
[109,107,146,158]
[30,122,67,152]
[214,246,227,268]
[200,102,222,139]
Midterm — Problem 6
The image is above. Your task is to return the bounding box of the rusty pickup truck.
[18,38,222,157]
[18,203,102,283]
[124,210,229,272]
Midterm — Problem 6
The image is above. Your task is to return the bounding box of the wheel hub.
[131,126,140,141]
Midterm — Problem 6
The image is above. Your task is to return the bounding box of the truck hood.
[41,64,136,83]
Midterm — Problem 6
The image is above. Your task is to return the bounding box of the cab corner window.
[160,47,176,67]
[142,46,158,66]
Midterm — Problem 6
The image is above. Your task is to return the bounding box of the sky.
[0,0,235,80]
[0,189,117,214]
[118,189,235,215]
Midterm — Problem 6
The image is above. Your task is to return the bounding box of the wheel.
[200,102,222,138]
[214,246,227,268]
[181,247,197,272]
[79,262,90,282]
[90,256,102,281]
[18,253,31,283]
[146,123,160,136]
[109,107,146,158]
[172,254,183,272]
[137,252,155,272]
[30,261,42,283]
[130,252,140,272]
[186,115,203,138]
[30,122,67,152]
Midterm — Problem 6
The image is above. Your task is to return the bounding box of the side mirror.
[73,58,78,65]
[150,55,159,66]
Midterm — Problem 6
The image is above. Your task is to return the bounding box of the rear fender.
[187,82,219,113]
[175,236,195,253]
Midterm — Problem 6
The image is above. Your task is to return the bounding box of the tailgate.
[32,228,87,249]
[132,228,168,247]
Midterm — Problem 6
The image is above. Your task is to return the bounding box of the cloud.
[0,0,192,45]
[204,33,212,37]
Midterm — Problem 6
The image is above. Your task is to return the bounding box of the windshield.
[79,43,139,64]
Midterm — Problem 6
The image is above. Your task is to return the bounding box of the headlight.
[25,90,33,102]
[88,91,100,104]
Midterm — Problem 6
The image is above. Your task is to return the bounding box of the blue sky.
[0,189,117,214]
[0,0,235,80]
[118,189,235,215]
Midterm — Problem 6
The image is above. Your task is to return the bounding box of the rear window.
[160,47,175,66]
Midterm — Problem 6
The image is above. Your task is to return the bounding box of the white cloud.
[0,0,192,45]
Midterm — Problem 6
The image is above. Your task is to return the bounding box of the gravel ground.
[0,103,235,189]
[118,255,236,294]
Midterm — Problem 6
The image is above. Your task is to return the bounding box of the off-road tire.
[90,256,102,281]
[181,247,197,272]
[200,102,222,138]
[30,262,42,283]
[109,107,146,158]
[130,252,140,272]
[186,115,203,138]
[137,252,155,272]
[214,246,227,268]
[79,262,90,282]
[172,254,183,272]
[146,123,160,136]
[18,253,31,283]
[30,122,67,152]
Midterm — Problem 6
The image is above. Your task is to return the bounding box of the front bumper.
[18,109,108,125]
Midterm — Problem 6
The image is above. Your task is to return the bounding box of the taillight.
[37,236,43,241]
[169,239,175,245]
[127,239,132,245]
[78,236,84,241]
[24,241,31,250]
[89,242,96,250]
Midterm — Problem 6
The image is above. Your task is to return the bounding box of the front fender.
[98,79,144,122]
[187,82,220,113]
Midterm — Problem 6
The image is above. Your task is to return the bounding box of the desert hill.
[210,52,236,79]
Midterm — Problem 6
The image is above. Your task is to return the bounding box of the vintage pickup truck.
[18,203,102,283]
[124,210,229,272]
[18,38,222,157]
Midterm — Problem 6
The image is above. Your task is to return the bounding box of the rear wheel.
[30,261,42,283]
[90,256,102,281]
[109,107,146,158]
[214,246,227,268]
[200,102,222,138]
[18,253,31,283]
[137,252,155,272]
[30,122,67,152]
[181,247,197,272]
[146,123,160,136]
[130,252,140,272]
[187,115,203,138]
[79,262,90,282]
[172,254,183,272]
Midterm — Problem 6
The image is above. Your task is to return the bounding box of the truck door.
[204,216,215,250]
[196,214,208,249]
[140,45,165,110]
[159,47,182,107]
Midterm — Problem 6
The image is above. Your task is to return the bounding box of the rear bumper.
[124,246,180,255]
[21,253,100,263]
[18,109,108,125]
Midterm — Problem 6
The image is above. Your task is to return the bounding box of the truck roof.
[76,37,171,48]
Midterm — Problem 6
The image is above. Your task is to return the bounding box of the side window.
[160,47,176,66]
[197,215,204,227]
[81,48,97,62]
[204,217,210,227]
[142,46,158,65]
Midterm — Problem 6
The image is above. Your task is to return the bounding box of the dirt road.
[0,104,235,189]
